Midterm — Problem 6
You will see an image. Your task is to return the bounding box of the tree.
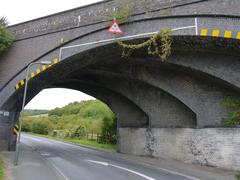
[100,116,117,144]
[31,118,54,135]
[0,17,13,54]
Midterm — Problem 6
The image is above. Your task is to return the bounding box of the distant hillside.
[23,99,116,144]
[23,109,49,116]
[49,100,114,119]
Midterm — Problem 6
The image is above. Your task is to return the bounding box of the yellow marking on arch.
[54,58,58,64]
[15,84,20,90]
[201,29,208,36]
[236,32,240,40]
[224,30,232,38]
[212,29,220,37]
[36,68,41,74]
[20,80,25,86]
[42,65,46,71]
[31,72,35,78]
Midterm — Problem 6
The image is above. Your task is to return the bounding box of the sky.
[25,89,94,110]
[0,0,103,109]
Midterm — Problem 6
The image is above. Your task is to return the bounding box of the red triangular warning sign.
[108,18,123,34]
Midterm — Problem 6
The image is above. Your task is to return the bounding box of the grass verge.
[23,132,116,150]
[236,173,240,180]
[0,156,3,180]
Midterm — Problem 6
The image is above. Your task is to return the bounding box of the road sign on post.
[108,18,123,34]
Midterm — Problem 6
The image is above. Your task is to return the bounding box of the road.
[21,134,199,180]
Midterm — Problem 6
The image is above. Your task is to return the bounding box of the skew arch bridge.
[1,0,240,171]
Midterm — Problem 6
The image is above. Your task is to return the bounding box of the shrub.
[0,17,13,54]
[222,97,240,126]
[31,118,53,135]
[100,115,117,144]
[73,126,87,138]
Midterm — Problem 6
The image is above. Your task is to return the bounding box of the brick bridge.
[0,0,240,171]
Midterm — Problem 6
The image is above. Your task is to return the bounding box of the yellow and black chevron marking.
[15,58,59,90]
[200,28,240,39]
[15,79,26,90]
[13,123,19,135]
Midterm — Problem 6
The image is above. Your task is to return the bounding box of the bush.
[0,17,13,54]
[31,118,53,135]
[222,97,240,126]
[100,115,117,144]
[22,121,31,132]
[73,126,87,138]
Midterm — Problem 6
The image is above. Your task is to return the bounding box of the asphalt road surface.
[21,134,199,180]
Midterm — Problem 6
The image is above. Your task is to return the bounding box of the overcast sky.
[0,0,103,110]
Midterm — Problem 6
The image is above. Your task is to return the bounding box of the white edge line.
[153,166,200,180]
[86,160,155,180]
[110,164,156,180]
[86,160,109,166]
[46,160,70,180]
[59,24,196,60]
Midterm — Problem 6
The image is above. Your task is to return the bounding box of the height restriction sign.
[108,18,123,34]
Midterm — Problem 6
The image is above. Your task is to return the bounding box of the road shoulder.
[1,144,64,180]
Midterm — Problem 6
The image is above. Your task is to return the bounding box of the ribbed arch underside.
[3,36,240,128]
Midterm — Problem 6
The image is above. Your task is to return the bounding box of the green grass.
[236,173,240,180]
[24,132,116,150]
[0,157,3,180]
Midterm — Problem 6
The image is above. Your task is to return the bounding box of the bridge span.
[0,0,240,171]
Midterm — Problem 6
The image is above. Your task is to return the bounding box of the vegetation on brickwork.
[222,97,240,126]
[117,28,172,62]
[104,1,172,61]
[0,17,13,54]
[105,0,134,24]
[22,100,117,145]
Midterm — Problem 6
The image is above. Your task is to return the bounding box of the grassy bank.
[0,157,3,180]
[236,174,240,180]
[24,132,116,150]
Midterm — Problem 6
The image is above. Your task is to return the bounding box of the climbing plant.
[105,0,134,24]
[0,17,13,54]
[222,97,240,126]
[117,28,172,62]
[105,1,172,62]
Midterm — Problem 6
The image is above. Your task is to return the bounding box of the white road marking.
[87,160,109,166]
[86,160,155,180]
[154,167,200,180]
[47,159,70,180]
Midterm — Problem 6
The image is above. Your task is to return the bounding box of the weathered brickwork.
[118,128,240,171]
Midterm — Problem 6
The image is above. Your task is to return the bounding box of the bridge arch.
[1,0,240,170]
